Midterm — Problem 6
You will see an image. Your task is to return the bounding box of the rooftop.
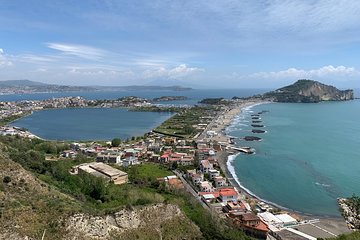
[80,162,127,178]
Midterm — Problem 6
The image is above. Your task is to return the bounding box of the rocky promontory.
[264,79,354,103]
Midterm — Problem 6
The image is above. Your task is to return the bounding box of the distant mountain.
[0,80,49,87]
[0,80,95,94]
[263,80,354,103]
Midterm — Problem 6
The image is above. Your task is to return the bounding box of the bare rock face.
[65,204,194,239]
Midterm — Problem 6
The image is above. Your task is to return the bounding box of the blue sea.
[227,100,360,216]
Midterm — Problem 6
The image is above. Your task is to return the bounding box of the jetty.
[231,146,255,154]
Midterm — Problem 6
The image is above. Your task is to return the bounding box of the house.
[219,188,238,202]
[214,176,227,188]
[124,149,140,158]
[147,143,163,153]
[160,152,171,163]
[199,191,220,203]
[200,181,213,192]
[164,137,177,145]
[223,201,247,214]
[61,150,78,158]
[180,156,194,166]
[122,157,139,167]
[200,160,213,173]
[208,169,220,180]
[231,213,269,240]
[75,162,128,185]
[186,169,197,179]
[96,153,122,164]
[192,173,204,185]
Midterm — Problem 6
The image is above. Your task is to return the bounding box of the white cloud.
[142,64,204,79]
[47,43,106,60]
[0,48,13,67]
[248,65,359,80]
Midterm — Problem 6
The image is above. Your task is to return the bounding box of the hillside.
[0,80,49,87]
[264,80,354,103]
[0,80,94,94]
[0,144,202,239]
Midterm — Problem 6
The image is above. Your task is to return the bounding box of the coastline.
[208,100,352,233]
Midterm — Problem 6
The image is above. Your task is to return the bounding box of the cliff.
[264,80,354,103]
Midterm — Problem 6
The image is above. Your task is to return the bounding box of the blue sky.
[0,0,360,88]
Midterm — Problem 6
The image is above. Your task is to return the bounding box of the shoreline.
[209,101,351,229]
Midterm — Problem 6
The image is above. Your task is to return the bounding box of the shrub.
[3,176,11,184]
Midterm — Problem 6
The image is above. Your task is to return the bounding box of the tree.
[111,138,121,147]
[3,176,11,184]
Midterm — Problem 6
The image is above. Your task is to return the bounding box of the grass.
[322,232,360,240]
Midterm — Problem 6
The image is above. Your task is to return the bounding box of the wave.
[226,153,289,210]
[315,182,331,188]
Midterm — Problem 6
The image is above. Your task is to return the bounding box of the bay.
[228,100,360,216]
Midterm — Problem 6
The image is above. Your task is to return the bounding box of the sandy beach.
[200,100,352,237]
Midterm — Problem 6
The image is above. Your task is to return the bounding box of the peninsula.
[263,79,354,103]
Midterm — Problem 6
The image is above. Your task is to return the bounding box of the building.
[61,150,78,158]
[122,156,139,167]
[219,188,238,202]
[214,176,227,188]
[223,201,247,214]
[231,213,269,239]
[200,181,213,192]
[96,153,122,164]
[75,162,128,185]
[200,160,213,173]
[208,169,220,180]
[192,173,204,185]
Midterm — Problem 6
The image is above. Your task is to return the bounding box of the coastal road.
[173,170,211,211]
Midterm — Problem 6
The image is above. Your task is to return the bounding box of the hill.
[0,79,49,87]
[0,80,95,94]
[263,80,354,103]
[0,142,202,239]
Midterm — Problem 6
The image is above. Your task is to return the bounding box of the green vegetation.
[263,79,354,103]
[155,105,219,138]
[111,138,121,147]
[199,97,228,105]
[347,194,360,215]
[0,135,252,239]
[129,105,182,112]
[152,96,188,102]
[320,231,360,240]
[0,111,31,126]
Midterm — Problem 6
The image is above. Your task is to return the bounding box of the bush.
[3,176,11,183]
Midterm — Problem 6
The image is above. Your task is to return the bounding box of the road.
[173,170,210,211]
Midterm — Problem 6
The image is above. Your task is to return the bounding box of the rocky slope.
[65,204,201,240]
[0,146,201,239]
[264,79,354,103]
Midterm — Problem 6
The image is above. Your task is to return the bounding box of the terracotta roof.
[219,188,238,197]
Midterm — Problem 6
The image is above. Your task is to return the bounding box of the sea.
[227,99,360,217]
[6,88,360,216]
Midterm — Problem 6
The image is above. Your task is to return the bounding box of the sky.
[0,0,360,89]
